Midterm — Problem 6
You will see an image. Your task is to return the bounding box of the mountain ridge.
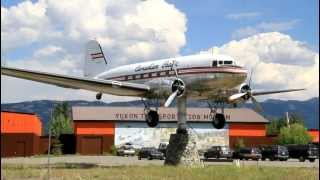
[1,97,318,133]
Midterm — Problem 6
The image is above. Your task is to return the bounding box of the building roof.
[1,111,42,136]
[72,107,269,123]
[1,110,36,115]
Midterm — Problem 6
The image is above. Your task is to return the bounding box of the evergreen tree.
[49,102,73,155]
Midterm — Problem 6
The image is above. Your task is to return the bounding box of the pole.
[177,95,187,133]
[47,104,54,180]
[286,112,290,128]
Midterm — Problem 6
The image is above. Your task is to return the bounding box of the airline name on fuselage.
[135,60,178,72]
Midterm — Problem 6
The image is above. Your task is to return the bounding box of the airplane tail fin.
[84,40,108,77]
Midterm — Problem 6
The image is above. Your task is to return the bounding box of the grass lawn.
[1,164,318,180]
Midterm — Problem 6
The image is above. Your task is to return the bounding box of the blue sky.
[168,0,319,54]
[2,0,319,58]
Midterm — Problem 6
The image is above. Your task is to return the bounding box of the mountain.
[1,98,318,134]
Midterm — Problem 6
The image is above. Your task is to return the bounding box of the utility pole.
[47,103,55,180]
[286,112,290,128]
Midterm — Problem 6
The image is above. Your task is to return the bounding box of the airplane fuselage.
[96,53,248,101]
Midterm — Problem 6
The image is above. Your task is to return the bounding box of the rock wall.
[164,130,203,166]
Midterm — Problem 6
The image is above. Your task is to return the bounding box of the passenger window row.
[212,60,233,67]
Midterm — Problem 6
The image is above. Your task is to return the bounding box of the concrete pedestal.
[164,130,203,166]
[164,95,203,166]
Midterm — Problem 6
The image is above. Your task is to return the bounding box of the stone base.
[164,130,203,167]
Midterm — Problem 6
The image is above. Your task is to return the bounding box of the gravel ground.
[1,155,319,168]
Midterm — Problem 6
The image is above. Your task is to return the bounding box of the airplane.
[1,40,304,131]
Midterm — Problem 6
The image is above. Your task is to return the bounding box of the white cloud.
[33,45,64,58]
[209,32,319,101]
[1,0,187,103]
[1,2,317,104]
[232,20,300,39]
[226,12,261,20]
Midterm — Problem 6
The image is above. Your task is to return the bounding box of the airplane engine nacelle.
[239,83,251,100]
[171,78,185,97]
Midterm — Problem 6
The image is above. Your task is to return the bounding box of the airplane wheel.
[96,92,102,100]
[212,113,226,129]
[146,110,159,127]
[299,156,305,162]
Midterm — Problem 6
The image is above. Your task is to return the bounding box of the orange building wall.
[308,130,319,143]
[229,123,266,137]
[1,112,42,136]
[74,121,115,135]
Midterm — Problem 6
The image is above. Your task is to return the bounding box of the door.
[81,136,103,155]
[15,141,26,157]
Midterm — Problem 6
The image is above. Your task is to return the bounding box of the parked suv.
[158,143,168,157]
[138,147,164,160]
[203,146,232,160]
[117,143,135,156]
[233,147,262,161]
[260,145,289,161]
[285,144,319,162]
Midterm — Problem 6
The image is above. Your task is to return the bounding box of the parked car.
[259,145,289,161]
[233,147,262,161]
[285,144,319,162]
[117,143,135,156]
[203,146,232,160]
[158,142,168,157]
[138,147,164,160]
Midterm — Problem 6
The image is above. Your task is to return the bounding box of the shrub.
[277,123,312,145]
[234,138,245,150]
[110,145,118,156]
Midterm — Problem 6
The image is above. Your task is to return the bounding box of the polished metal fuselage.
[96,53,248,101]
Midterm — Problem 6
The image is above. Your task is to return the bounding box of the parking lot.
[1,155,319,168]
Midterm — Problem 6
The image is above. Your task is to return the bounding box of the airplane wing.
[228,88,305,112]
[1,66,150,96]
[251,89,305,96]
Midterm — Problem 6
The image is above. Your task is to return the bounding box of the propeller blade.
[164,90,179,107]
[251,96,263,112]
[228,93,247,102]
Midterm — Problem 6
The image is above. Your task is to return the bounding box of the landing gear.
[142,98,159,127]
[212,113,226,129]
[208,101,226,129]
[96,92,102,100]
[145,109,159,127]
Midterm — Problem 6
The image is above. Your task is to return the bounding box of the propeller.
[164,90,179,107]
[164,62,185,107]
[228,92,247,101]
[228,65,263,112]
[250,96,263,112]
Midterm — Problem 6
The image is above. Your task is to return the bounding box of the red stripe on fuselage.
[106,66,247,81]
[91,55,104,59]
[91,52,103,56]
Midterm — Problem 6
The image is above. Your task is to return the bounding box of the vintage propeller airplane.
[1,40,304,132]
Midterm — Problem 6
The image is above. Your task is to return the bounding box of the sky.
[1,0,319,103]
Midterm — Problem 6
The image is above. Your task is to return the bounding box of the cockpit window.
[212,60,217,67]
[224,61,233,65]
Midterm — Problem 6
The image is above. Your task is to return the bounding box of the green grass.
[1,164,318,180]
